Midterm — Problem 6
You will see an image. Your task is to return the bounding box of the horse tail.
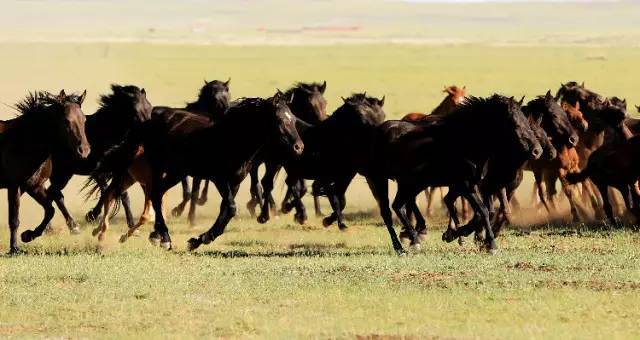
[565,169,590,185]
[83,125,146,202]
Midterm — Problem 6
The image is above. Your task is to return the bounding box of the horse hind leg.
[120,184,153,243]
[187,178,202,226]
[170,177,191,217]
[197,180,210,206]
[7,187,21,254]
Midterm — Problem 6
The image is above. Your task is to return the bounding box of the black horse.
[87,91,303,251]
[48,85,152,232]
[0,90,90,253]
[246,81,328,222]
[168,79,232,223]
[363,95,541,254]
[255,93,386,231]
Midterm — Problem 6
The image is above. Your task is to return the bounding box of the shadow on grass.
[189,246,388,258]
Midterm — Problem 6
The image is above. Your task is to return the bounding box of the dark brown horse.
[160,79,231,224]
[48,85,152,232]
[366,95,541,254]
[401,85,468,219]
[246,81,328,222]
[256,93,386,231]
[0,91,90,253]
[86,91,303,250]
[567,135,640,223]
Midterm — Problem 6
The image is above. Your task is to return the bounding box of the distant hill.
[0,0,638,45]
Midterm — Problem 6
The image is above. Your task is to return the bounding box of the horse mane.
[97,85,140,111]
[439,94,510,123]
[14,91,81,117]
[331,93,384,125]
[284,82,325,96]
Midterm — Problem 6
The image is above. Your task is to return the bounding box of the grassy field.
[0,41,639,338]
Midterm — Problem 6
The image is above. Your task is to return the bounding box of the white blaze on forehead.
[284,110,293,121]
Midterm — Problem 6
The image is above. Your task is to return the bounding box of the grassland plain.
[0,43,639,338]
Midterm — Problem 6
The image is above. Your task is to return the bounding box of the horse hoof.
[395,248,407,256]
[442,230,456,243]
[257,215,269,224]
[20,230,34,243]
[281,203,293,214]
[315,212,324,218]
[294,214,307,225]
[97,232,106,242]
[338,223,348,231]
[201,233,214,245]
[457,236,466,246]
[91,228,101,237]
[69,227,81,235]
[119,234,128,243]
[484,239,498,254]
[171,207,183,217]
[322,217,333,228]
[8,246,21,256]
[160,242,172,250]
[197,197,207,206]
[409,242,421,251]
[85,211,98,223]
[399,230,412,242]
[187,237,201,251]
[148,232,161,246]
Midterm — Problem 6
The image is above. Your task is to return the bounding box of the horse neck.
[86,108,132,153]
[187,98,225,119]
[431,96,457,116]
[215,108,270,159]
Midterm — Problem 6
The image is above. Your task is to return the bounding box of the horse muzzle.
[77,144,91,159]
[531,144,543,160]
[293,142,304,156]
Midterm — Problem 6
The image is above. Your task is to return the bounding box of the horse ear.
[319,81,327,94]
[518,96,525,106]
[442,86,448,93]
[462,85,466,91]
[341,96,347,103]
[141,88,146,96]
[622,98,627,104]
[58,89,66,102]
[545,90,552,99]
[78,90,87,105]
[204,79,210,85]
[287,91,295,104]
[224,78,230,88]
[580,81,585,88]
[379,96,385,107]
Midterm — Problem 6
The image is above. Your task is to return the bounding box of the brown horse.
[567,135,640,223]
[0,91,90,253]
[401,85,468,219]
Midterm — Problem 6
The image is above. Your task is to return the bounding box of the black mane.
[14,91,80,117]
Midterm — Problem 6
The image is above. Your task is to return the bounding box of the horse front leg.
[86,178,107,223]
[120,191,135,229]
[188,180,239,251]
[20,185,55,244]
[7,186,22,254]
[197,180,210,205]
[365,176,404,255]
[246,165,262,217]
[121,183,153,243]
[257,163,280,224]
[48,172,80,234]
[391,183,421,249]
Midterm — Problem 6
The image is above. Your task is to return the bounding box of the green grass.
[0,43,640,338]
[0,214,639,339]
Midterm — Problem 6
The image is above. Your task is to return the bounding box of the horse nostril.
[569,135,578,146]
[293,143,303,154]
[532,146,542,159]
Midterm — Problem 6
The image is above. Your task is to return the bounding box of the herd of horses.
[1,80,639,255]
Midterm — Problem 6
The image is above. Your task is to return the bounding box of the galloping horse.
[87,91,303,250]
[365,95,541,253]
[49,85,152,232]
[0,91,90,253]
[246,81,328,221]
[401,85,468,218]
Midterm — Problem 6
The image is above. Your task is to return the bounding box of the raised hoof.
[322,217,333,228]
[85,210,99,223]
[457,236,466,246]
[281,202,293,214]
[399,230,412,242]
[171,206,184,217]
[148,231,161,246]
[187,237,202,251]
[160,242,172,250]
[442,229,457,243]
[119,234,129,243]
[257,214,269,224]
[20,230,35,243]
[338,223,348,232]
